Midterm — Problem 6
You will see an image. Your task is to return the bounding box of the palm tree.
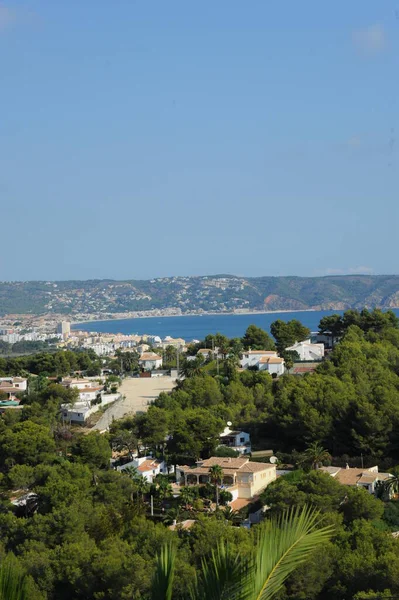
[178,486,195,508]
[155,475,173,501]
[123,466,149,501]
[209,465,223,508]
[222,506,239,525]
[150,506,333,600]
[301,443,331,470]
[382,469,399,500]
[180,357,204,379]
[0,555,28,600]
[224,354,240,379]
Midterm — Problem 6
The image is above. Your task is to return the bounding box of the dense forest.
[2,310,399,598]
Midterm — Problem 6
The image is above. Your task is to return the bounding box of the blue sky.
[0,0,398,281]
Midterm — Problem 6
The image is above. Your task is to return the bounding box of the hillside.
[1,274,399,316]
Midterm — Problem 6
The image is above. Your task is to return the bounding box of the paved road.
[93,376,176,431]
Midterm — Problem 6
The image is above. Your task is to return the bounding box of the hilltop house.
[117,456,169,483]
[318,465,393,495]
[176,457,276,503]
[61,393,120,424]
[240,351,285,376]
[61,378,104,402]
[139,352,163,371]
[219,426,251,455]
[285,340,324,361]
[60,377,120,424]
[0,377,27,400]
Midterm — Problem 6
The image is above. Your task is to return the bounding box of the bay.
[71,309,395,340]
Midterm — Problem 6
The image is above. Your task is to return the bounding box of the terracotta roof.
[336,468,372,486]
[137,459,159,472]
[168,519,196,531]
[258,356,284,364]
[179,457,274,476]
[320,466,392,486]
[320,466,341,476]
[139,353,162,361]
[245,350,277,355]
[240,462,274,473]
[229,498,255,511]
[201,457,249,469]
[0,385,21,393]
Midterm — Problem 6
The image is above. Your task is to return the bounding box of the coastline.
[71,308,320,328]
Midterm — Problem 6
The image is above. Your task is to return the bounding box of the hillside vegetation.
[1,274,399,315]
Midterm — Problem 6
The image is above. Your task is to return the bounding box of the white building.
[1,333,21,344]
[136,344,150,355]
[57,321,71,339]
[240,351,285,375]
[319,465,393,496]
[146,335,162,347]
[197,348,214,361]
[61,393,120,424]
[61,378,104,402]
[0,377,27,400]
[286,340,324,361]
[240,350,278,369]
[161,336,186,350]
[219,427,251,455]
[258,355,285,375]
[117,456,169,483]
[0,377,27,391]
[86,343,115,356]
[139,352,163,371]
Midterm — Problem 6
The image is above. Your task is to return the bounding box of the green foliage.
[270,319,311,354]
[153,506,333,600]
[0,349,101,378]
[214,446,239,458]
[72,432,111,469]
[1,313,399,599]
[0,554,28,600]
[242,325,275,351]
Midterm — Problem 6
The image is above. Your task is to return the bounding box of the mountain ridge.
[1,274,399,316]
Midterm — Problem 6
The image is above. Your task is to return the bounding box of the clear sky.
[1,1,398,281]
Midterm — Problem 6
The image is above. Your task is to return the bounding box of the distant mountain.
[1,275,399,316]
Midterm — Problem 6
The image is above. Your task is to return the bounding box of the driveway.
[93,376,176,431]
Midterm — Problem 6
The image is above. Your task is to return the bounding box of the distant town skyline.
[1,0,398,281]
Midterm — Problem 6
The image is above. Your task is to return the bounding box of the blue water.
[73,310,354,340]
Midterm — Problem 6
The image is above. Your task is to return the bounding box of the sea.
[71,309,399,340]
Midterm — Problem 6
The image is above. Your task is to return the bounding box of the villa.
[139,352,163,371]
[285,340,325,361]
[240,351,285,375]
[176,456,276,502]
[318,464,393,495]
[218,426,251,455]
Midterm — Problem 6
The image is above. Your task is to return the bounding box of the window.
[240,437,245,443]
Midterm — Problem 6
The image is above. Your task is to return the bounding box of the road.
[93,376,176,431]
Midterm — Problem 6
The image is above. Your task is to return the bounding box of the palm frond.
[192,543,244,600]
[0,554,28,600]
[150,544,176,600]
[242,505,334,600]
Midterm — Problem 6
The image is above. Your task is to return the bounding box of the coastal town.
[0,0,397,594]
